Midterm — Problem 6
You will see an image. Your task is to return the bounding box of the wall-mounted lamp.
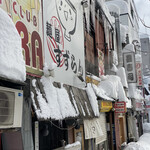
[81,0,88,8]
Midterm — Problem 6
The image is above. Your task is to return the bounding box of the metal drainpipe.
[115,16,123,67]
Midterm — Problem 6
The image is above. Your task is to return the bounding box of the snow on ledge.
[65,141,81,149]
[0,8,26,82]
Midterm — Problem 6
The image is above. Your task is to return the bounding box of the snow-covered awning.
[31,77,96,121]
[0,8,26,82]
[98,75,128,102]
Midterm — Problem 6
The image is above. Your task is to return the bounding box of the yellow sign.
[100,101,112,112]
[86,76,100,86]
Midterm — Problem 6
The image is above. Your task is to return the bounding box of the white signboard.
[43,0,85,88]
[84,118,103,139]
[123,52,136,83]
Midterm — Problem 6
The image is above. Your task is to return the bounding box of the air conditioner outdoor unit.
[0,86,23,129]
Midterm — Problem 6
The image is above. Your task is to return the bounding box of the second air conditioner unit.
[0,86,23,129]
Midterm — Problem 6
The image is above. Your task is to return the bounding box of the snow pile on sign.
[120,24,129,43]
[86,84,99,116]
[128,83,144,100]
[31,77,78,120]
[99,75,128,102]
[125,133,150,150]
[143,123,150,133]
[0,8,26,82]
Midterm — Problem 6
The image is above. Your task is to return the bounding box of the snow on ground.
[125,123,150,150]
[125,133,150,150]
[0,8,26,82]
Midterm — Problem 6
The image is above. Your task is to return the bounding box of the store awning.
[31,77,96,121]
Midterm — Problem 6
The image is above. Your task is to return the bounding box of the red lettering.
[33,16,37,26]
[16,21,30,66]
[31,31,43,69]
[13,2,17,14]
[26,10,30,22]
[20,6,24,18]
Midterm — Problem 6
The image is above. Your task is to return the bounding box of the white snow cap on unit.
[0,8,26,82]
[105,0,128,14]
[105,3,120,16]
[120,24,129,43]
[123,44,135,53]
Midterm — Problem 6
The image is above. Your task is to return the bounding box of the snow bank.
[0,8,26,82]
[143,123,150,133]
[86,84,99,116]
[125,133,150,150]
[99,75,128,102]
[31,77,78,120]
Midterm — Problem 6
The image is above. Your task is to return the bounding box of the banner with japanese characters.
[0,0,43,76]
[136,62,142,87]
[43,0,85,87]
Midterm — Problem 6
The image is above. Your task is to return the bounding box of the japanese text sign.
[136,62,142,86]
[43,0,85,88]
[115,102,126,113]
[123,52,136,83]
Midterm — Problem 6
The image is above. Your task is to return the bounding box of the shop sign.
[136,62,142,86]
[114,102,126,113]
[100,101,112,112]
[0,0,44,76]
[84,118,103,139]
[123,52,136,83]
[43,0,85,88]
[135,102,143,111]
[146,105,150,109]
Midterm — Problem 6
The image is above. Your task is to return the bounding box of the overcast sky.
[134,0,150,37]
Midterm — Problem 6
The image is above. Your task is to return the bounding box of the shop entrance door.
[119,117,125,144]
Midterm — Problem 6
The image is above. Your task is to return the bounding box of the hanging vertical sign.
[123,52,136,83]
[136,62,142,86]
[98,49,105,76]
[43,0,85,88]
[0,0,44,76]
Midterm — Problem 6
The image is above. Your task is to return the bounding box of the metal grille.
[0,91,15,125]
